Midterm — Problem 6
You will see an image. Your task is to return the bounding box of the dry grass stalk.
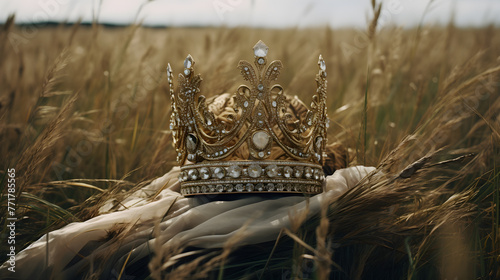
[0,20,499,279]
[16,91,78,194]
[315,198,332,279]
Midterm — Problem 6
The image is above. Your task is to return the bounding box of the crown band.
[179,161,324,196]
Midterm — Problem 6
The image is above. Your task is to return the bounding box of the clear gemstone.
[217,184,224,192]
[283,166,293,178]
[187,153,195,162]
[209,185,216,192]
[258,84,264,90]
[184,54,193,68]
[181,171,188,181]
[246,183,254,192]
[199,167,210,179]
[213,167,225,179]
[235,184,244,192]
[304,167,313,179]
[244,67,248,71]
[244,101,249,107]
[315,136,323,150]
[186,134,198,152]
[294,166,304,178]
[167,63,172,76]
[195,186,200,193]
[258,151,265,158]
[272,100,277,107]
[184,69,190,76]
[258,58,265,65]
[267,183,275,191]
[253,40,269,57]
[252,131,270,150]
[326,119,330,128]
[286,184,293,191]
[256,183,264,191]
[276,183,284,191]
[248,164,262,178]
[188,169,199,180]
[265,165,278,177]
[314,169,321,180]
[201,186,208,193]
[318,55,326,71]
[227,165,242,178]
[207,119,212,125]
[226,184,234,192]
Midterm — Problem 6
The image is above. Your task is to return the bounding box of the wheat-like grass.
[0,10,499,278]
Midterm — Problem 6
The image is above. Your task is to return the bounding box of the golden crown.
[167,41,329,196]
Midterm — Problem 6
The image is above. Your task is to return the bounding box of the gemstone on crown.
[199,167,210,179]
[227,165,242,178]
[248,164,262,178]
[252,131,270,150]
[184,54,194,68]
[265,165,278,177]
[253,40,269,57]
[168,41,329,196]
[319,54,326,71]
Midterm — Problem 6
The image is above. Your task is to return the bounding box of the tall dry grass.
[0,9,499,279]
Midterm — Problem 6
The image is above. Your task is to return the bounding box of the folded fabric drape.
[0,166,374,280]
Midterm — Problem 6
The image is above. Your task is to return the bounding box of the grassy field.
[0,10,500,279]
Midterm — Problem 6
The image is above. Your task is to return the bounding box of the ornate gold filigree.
[168,41,329,166]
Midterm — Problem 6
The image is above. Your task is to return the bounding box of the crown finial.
[183,54,194,76]
[253,40,269,57]
[167,63,172,76]
[184,54,194,68]
[318,54,326,71]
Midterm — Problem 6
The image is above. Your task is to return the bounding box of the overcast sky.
[1,0,499,28]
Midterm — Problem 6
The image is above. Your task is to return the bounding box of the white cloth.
[0,166,374,279]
